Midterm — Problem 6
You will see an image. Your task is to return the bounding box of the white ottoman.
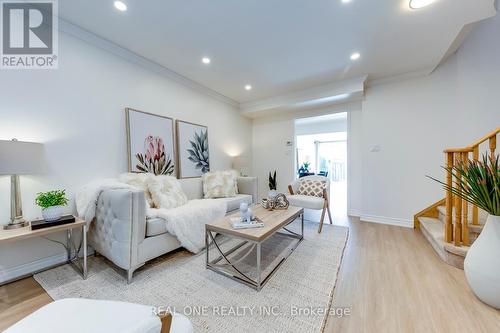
[4,298,193,333]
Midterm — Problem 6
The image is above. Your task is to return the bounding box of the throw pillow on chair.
[296,179,327,197]
[287,176,332,233]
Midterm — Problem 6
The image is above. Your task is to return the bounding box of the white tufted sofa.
[89,177,258,283]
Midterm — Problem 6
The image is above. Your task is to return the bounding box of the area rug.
[34,220,348,333]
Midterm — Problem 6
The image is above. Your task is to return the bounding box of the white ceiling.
[59,0,496,104]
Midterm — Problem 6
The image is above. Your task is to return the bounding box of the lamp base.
[3,219,29,230]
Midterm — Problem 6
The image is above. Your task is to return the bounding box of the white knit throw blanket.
[75,179,136,225]
[76,179,227,253]
[148,199,227,253]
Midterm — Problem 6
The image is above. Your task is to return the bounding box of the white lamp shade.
[232,156,249,168]
[232,156,250,176]
[0,140,46,175]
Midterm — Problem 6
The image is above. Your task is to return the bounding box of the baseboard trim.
[360,214,414,228]
[0,247,94,285]
[0,252,70,285]
[348,209,361,217]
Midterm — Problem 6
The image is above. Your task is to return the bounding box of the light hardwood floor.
[328,219,500,332]
[1,218,500,332]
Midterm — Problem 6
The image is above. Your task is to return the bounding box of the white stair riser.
[438,211,484,235]
[436,206,488,225]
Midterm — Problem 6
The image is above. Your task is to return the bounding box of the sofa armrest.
[89,188,146,270]
[237,177,258,204]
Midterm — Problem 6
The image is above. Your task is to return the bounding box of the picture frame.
[125,108,176,176]
[176,120,210,178]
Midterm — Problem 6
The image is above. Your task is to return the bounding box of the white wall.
[252,103,360,201]
[348,109,363,216]
[359,14,500,226]
[361,56,459,225]
[253,13,500,227]
[295,116,347,136]
[253,116,295,199]
[455,13,500,134]
[0,32,251,282]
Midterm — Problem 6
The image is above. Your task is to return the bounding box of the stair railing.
[443,128,499,246]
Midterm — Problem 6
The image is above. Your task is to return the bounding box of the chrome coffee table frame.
[205,211,303,291]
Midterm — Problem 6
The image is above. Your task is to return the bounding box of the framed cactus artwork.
[125,108,176,176]
[176,120,210,178]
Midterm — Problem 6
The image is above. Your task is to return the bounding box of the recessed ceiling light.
[409,0,434,9]
[350,52,360,61]
[341,0,351,3]
[202,57,211,64]
[114,1,127,11]
[245,85,252,91]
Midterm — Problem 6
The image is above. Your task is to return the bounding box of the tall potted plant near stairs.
[431,155,500,308]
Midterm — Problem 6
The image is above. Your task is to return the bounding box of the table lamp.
[232,156,250,177]
[0,139,46,230]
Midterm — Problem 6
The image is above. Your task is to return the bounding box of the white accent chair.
[3,298,193,333]
[286,175,332,233]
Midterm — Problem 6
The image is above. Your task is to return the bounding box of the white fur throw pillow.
[119,173,154,207]
[231,169,239,194]
[202,170,238,199]
[146,175,188,209]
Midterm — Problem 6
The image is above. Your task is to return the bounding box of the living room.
[1,1,500,332]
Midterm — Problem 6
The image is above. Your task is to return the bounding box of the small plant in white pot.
[430,154,500,308]
[268,171,277,199]
[35,190,69,221]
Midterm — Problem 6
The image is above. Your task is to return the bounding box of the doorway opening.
[294,112,348,226]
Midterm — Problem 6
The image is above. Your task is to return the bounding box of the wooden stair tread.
[418,217,470,268]
[443,242,469,257]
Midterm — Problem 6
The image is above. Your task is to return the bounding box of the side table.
[0,217,88,285]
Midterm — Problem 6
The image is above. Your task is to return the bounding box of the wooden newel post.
[490,136,497,161]
[462,152,469,246]
[472,146,479,225]
[454,153,463,246]
[445,152,454,243]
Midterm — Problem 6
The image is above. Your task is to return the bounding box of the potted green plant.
[429,155,500,308]
[268,170,277,199]
[35,190,69,221]
[302,161,310,173]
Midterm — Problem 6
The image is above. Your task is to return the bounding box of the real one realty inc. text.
[153,305,352,318]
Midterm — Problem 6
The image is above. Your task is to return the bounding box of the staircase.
[414,128,499,269]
